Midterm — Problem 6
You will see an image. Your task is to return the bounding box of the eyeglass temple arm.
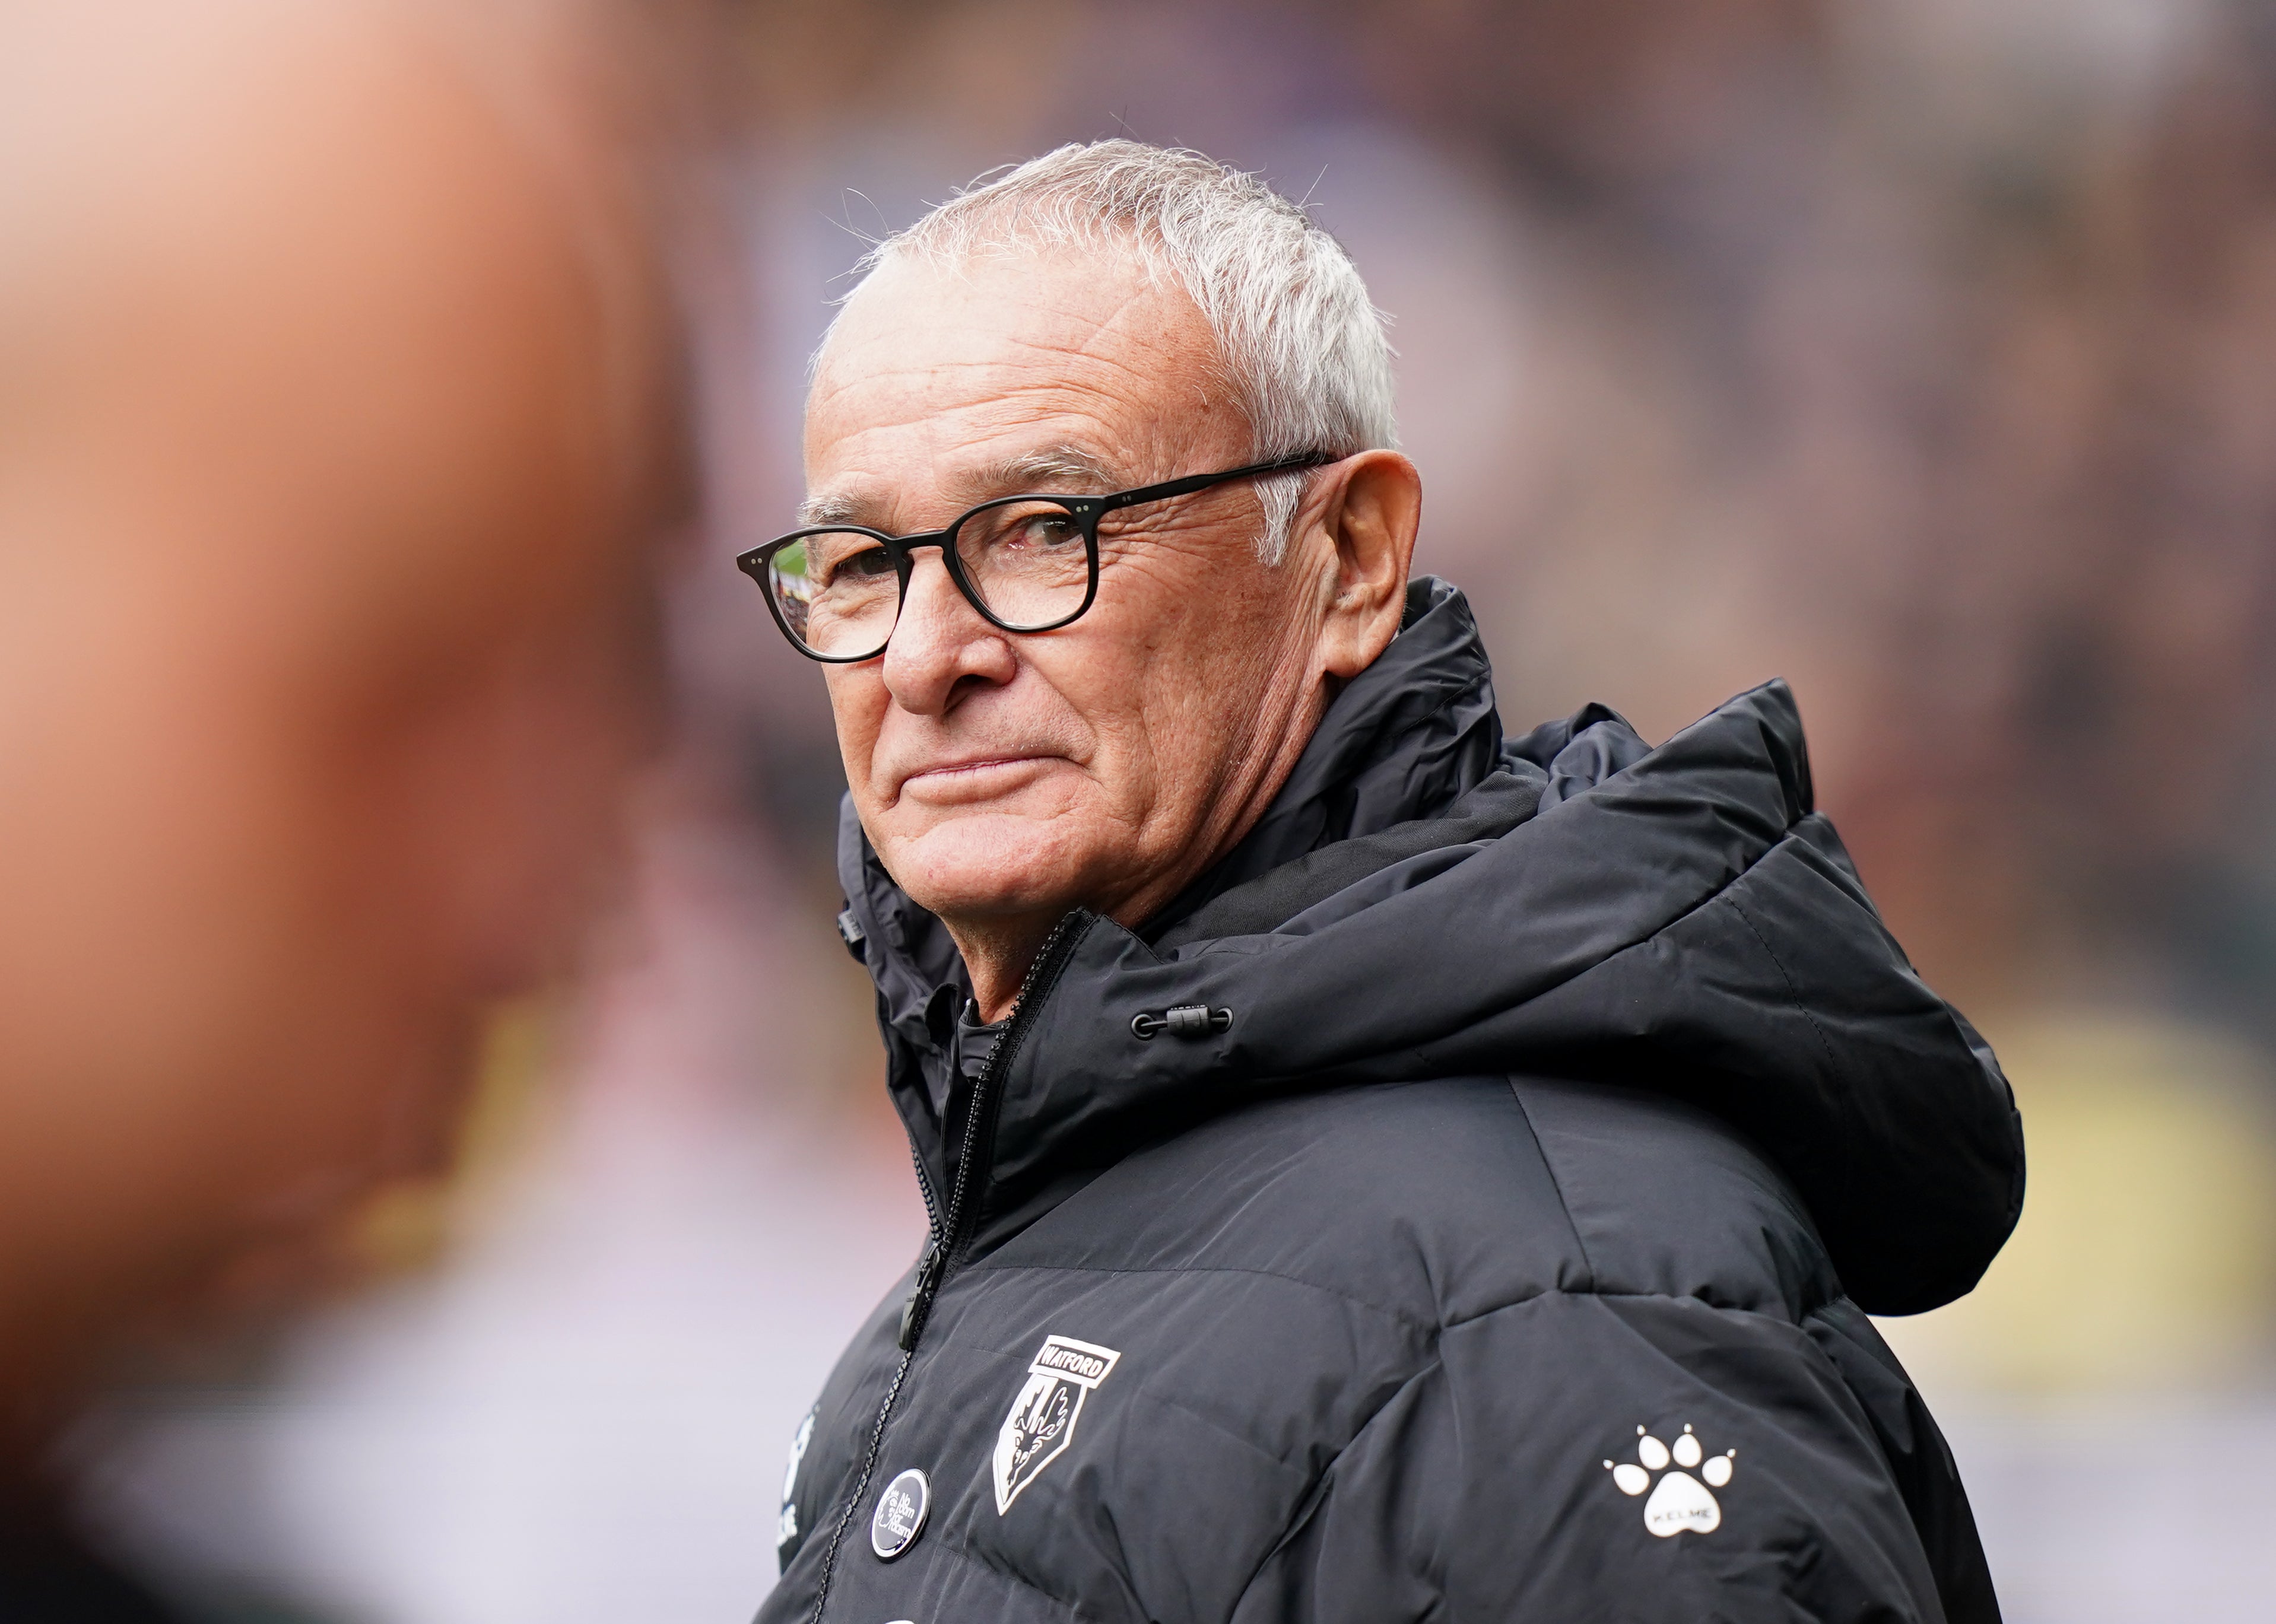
[1094,453,1334,514]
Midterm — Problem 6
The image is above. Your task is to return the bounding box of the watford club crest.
[992,1334,1122,1514]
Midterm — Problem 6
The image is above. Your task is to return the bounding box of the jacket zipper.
[908,1143,942,1249]
[804,910,1091,1624]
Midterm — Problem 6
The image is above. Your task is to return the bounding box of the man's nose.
[880,549,1015,711]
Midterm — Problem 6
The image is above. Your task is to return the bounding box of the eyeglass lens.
[767,498,1093,659]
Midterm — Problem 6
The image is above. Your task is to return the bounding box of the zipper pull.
[898,1241,947,1352]
[1130,1005,1233,1040]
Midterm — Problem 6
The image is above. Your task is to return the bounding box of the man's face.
[805,250,1344,939]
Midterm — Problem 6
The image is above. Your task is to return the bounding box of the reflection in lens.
[955,501,1090,628]
[769,538,814,643]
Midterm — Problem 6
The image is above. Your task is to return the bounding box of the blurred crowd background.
[41,1,2276,1620]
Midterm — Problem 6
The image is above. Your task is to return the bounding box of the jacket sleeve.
[1234,1289,1968,1624]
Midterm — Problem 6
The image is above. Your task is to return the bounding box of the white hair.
[821,139,1398,564]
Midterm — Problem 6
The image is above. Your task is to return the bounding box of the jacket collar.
[834,577,1503,1188]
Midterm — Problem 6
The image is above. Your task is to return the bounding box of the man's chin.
[880,811,1103,924]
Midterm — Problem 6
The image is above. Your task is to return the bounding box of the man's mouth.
[896,754,1054,802]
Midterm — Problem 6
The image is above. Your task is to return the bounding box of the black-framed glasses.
[735,453,1331,662]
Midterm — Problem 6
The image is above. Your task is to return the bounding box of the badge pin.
[870,1467,929,1561]
[992,1333,1122,1514]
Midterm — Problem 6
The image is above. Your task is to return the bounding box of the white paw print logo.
[1605,1423,1736,1536]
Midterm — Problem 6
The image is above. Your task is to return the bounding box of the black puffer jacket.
[764,579,2023,1624]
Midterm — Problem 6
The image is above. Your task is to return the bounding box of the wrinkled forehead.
[801,245,1243,527]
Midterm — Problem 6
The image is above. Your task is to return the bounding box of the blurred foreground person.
[0,0,689,1615]
[744,142,2022,1623]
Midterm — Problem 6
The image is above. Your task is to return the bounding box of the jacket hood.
[837,578,2024,1315]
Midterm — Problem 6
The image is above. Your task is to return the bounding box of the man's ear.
[1310,450,1421,680]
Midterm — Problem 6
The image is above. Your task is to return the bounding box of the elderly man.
[0,1,690,1614]
[750,141,2021,1624]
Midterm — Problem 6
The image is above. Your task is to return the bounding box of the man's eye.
[820,543,894,584]
[1014,514,1078,546]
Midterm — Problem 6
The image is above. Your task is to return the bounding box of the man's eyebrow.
[797,489,870,527]
[970,444,1123,495]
